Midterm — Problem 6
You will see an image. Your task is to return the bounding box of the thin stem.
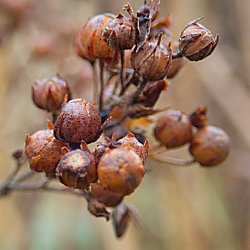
[119,71,136,96]
[131,78,146,104]
[91,61,98,103]
[150,152,196,166]
[52,113,57,123]
[99,60,105,110]
[149,144,166,154]
[120,50,125,90]
[1,182,88,199]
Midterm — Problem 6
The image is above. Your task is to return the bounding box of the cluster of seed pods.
[25,0,230,237]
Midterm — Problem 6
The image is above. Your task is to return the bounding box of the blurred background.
[0,0,249,249]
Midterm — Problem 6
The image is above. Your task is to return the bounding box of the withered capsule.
[102,13,138,50]
[32,75,71,113]
[189,126,230,167]
[131,35,172,81]
[189,106,208,128]
[179,17,219,61]
[98,147,145,196]
[154,110,193,148]
[54,98,102,144]
[90,182,124,207]
[25,128,67,174]
[77,14,118,63]
[56,145,97,189]
[117,131,149,164]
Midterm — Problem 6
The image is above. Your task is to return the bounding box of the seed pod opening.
[56,147,97,189]
[117,131,149,164]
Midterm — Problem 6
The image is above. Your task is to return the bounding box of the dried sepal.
[189,106,208,128]
[136,80,169,107]
[88,199,110,221]
[112,203,140,238]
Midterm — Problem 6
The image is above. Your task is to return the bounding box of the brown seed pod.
[54,98,102,144]
[25,126,67,174]
[56,144,97,189]
[77,14,118,63]
[102,11,139,51]
[98,147,145,196]
[117,131,149,164]
[179,17,219,61]
[89,182,124,207]
[189,126,230,167]
[189,106,208,128]
[154,110,193,148]
[131,34,172,81]
[32,75,71,113]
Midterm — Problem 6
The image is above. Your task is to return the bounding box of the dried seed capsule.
[98,147,145,196]
[25,128,67,174]
[137,80,168,107]
[117,131,149,164]
[189,106,208,128]
[54,98,102,144]
[154,110,193,148]
[90,182,124,207]
[131,34,172,81]
[179,17,219,61]
[56,144,97,189]
[112,204,139,238]
[77,14,118,63]
[189,126,230,167]
[102,12,139,50]
[32,75,71,113]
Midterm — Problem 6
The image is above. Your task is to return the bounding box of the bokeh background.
[0,0,250,249]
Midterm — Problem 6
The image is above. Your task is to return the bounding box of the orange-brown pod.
[25,128,67,174]
[98,147,144,196]
[154,110,192,148]
[78,14,118,63]
[189,126,230,167]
